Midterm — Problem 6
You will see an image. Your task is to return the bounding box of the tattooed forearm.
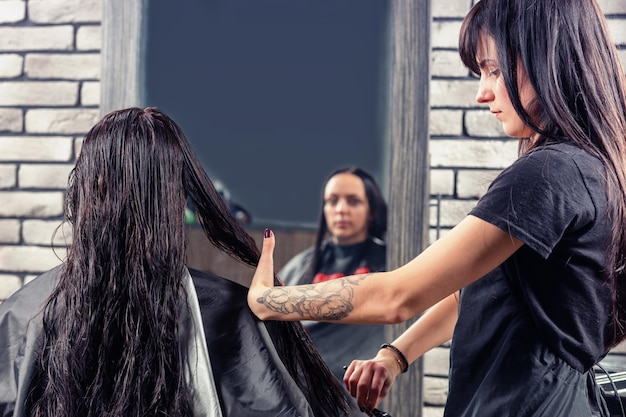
[256,275,369,320]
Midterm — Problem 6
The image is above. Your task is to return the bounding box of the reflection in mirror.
[102,0,391,283]
[144,0,390,228]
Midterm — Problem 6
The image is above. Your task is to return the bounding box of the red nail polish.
[264,228,271,238]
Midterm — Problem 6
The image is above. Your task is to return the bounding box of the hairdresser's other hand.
[343,349,401,411]
[247,229,277,319]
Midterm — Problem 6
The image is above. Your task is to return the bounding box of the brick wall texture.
[0,0,624,415]
[0,0,101,298]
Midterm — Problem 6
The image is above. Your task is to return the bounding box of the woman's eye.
[489,68,501,77]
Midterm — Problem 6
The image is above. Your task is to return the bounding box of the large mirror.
[100,0,392,280]
[144,0,390,228]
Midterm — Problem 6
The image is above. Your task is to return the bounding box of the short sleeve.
[470,147,596,259]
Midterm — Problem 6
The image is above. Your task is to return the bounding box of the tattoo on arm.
[256,275,369,320]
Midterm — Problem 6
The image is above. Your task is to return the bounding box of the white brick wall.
[0,27,74,51]
[0,1,26,24]
[0,1,623,414]
[0,81,78,105]
[19,163,74,189]
[76,25,101,50]
[0,108,22,132]
[0,0,98,299]
[0,191,64,217]
[431,50,466,77]
[0,219,20,243]
[22,219,72,246]
[25,109,100,133]
[0,137,73,161]
[598,0,626,13]
[0,245,67,273]
[0,54,23,77]
[81,81,100,105]
[28,0,101,24]
[430,139,518,168]
[0,165,16,189]
[25,53,100,79]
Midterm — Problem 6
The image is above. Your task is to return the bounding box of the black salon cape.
[191,267,318,416]
[0,266,322,417]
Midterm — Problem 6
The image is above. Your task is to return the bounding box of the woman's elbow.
[377,301,415,324]
[247,294,273,321]
[389,305,414,323]
[380,292,430,323]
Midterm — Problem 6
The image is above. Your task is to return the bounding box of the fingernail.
[264,228,271,238]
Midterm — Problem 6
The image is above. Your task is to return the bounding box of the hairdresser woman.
[248,0,626,415]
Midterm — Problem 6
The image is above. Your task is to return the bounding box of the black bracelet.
[380,343,409,373]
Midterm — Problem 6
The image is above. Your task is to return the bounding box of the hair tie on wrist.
[380,343,409,373]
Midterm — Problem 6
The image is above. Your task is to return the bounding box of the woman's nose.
[334,199,348,212]
[476,77,494,103]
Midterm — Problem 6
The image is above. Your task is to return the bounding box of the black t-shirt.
[447,143,612,416]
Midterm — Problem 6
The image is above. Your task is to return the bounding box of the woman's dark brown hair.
[28,107,349,417]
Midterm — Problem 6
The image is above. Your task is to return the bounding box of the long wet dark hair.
[304,167,387,283]
[459,0,626,346]
[28,107,349,417]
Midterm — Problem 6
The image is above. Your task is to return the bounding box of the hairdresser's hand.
[343,350,401,411]
[247,229,278,320]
